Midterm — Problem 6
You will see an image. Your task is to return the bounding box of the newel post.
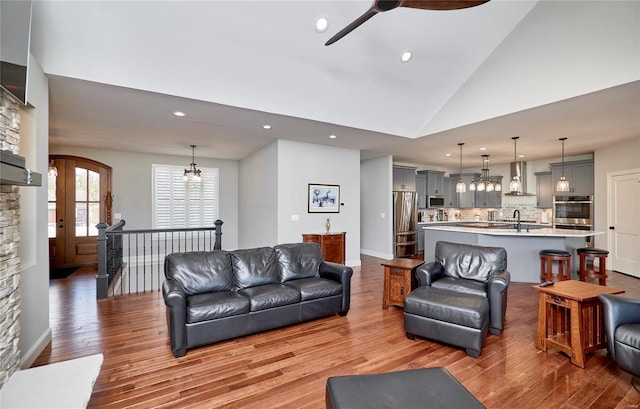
[96,222,109,299]
[214,219,223,250]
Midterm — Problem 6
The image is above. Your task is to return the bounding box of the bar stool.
[539,249,572,282]
[577,248,609,286]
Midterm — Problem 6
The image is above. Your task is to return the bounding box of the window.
[152,164,219,228]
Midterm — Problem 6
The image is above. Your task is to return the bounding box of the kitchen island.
[422,225,603,283]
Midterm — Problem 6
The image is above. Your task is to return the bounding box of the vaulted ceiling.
[30,0,640,168]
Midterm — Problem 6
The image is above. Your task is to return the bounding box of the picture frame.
[308,184,340,213]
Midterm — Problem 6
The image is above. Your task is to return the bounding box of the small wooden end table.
[532,280,624,368]
[381,258,424,309]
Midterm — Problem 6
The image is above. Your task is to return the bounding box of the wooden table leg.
[535,293,547,351]
[569,299,586,368]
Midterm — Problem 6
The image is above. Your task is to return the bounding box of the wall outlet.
[114,213,122,219]
[380,212,385,219]
[291,214,299,222]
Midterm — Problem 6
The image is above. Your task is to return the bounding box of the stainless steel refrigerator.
[393,191,417,257]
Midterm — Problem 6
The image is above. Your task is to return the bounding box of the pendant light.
[556,137,570,192]
[471,154,498,192]
[509,137,522,193]
[455,143,466,193]
[183,144,202,183]
[47,159,58,177]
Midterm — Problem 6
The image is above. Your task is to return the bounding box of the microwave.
[427,195,445,208]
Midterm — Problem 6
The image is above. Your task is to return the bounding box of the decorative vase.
[325,218,331,234]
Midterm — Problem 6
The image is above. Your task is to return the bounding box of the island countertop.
[422,225,603,238]
[422,225,603,283]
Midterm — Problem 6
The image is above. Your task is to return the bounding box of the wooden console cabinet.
[302,232,346,265]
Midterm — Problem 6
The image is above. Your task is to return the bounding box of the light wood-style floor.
[34,255,640,408]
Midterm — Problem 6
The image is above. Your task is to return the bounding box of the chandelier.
[469,155,501,192]
[183,144,202,183]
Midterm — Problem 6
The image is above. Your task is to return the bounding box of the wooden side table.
[381,258,424,309]
[532,280,624,368]
[302,232,346,265]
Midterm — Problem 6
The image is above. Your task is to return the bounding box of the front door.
[608,170,640,277]
[48,156,112,268]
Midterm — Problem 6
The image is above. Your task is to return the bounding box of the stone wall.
[0,89,22,386]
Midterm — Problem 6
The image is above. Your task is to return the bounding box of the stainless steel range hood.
[0,150,42,186]
[503,161,534,196]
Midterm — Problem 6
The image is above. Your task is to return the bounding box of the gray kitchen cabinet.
[449,173,479,208]
[416,174,427,208]
[443,177,457,207]
[393,166,417,191]
[417,170,445,195]
[550,159,594,195]
[475,176,503,208]
[535,171,552,208]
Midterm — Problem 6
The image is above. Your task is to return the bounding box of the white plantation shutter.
[152,164,219,228]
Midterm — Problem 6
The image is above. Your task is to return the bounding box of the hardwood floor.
[34,255,640,408]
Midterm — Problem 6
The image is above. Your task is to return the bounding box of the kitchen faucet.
[513,209,521,232]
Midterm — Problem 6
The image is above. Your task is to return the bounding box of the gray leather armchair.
[414,241,511,335]
[598,294,640,390]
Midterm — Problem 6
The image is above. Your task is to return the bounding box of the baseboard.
[346,259,362,267]
[360,249,394,260]
[20,327,52,369]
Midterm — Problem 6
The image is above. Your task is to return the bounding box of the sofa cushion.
[431,277,487,298]
[231,247,281,290]
[275,243,322,282]
[238,284,301,312]
[186,291,251,324]
[436,241,507,283]
[165,251,233,295]
[284,277,342,301]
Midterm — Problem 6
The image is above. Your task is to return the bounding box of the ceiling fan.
[325,0,491,46]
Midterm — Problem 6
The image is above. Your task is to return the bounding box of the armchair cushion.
[431,277,487,298]
[436,241,507,283]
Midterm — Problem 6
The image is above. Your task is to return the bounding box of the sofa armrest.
[415,262,444,287]
[162,279,188,357]
[319,261,353,316]
[598,294,640,360]
[486,270,511,334]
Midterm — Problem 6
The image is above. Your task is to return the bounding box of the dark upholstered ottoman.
[325,367,485,409]
[404,286,490,358]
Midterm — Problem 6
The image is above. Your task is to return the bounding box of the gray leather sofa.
[599,294,640,390]
[404,241,510,357]
[162,242,352,357]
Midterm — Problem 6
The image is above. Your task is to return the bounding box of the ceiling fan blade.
[399,0,490,11]
[324,8,380,46]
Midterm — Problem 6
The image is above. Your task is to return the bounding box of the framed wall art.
[308,184,340,213]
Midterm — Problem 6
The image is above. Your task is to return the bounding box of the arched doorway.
[48,155,112,269]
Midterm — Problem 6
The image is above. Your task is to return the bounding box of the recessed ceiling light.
[262,124,272,130]
[445,153,452,157]
[329,134,337,139]
[315,17,328,33]
[400,50,412,63]
[173,111,186,117]
[479,147,487,151]
[518,154,525,158]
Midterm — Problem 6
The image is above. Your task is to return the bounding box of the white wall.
[360,156,393,259]
[238,141,278,249]
[18,54,51,368]
[594,136,640,251]
[47,146,240,250]
[276,140,361,266]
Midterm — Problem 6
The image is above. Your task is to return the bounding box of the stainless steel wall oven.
[553,195,593,246]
